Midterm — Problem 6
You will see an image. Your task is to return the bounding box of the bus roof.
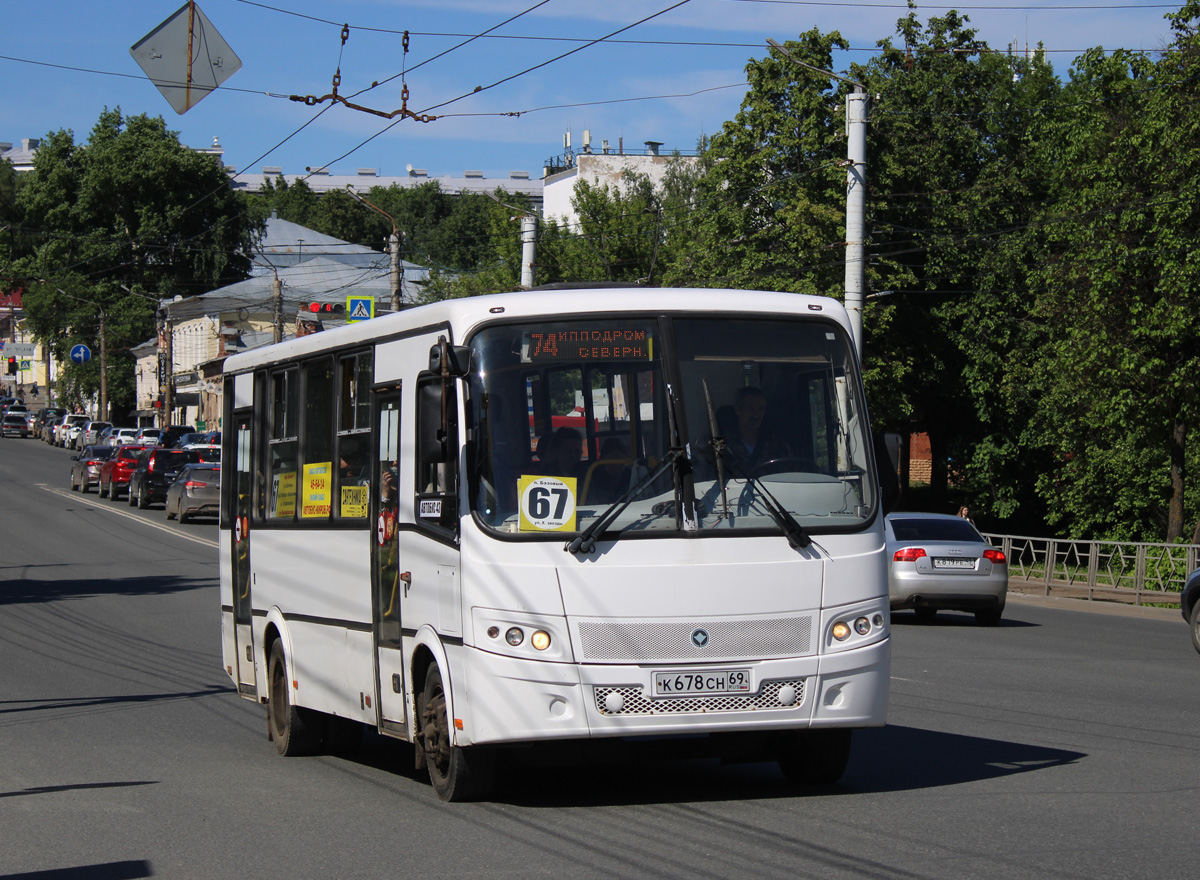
[221,287,852,375]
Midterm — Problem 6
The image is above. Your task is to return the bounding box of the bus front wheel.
[777,728,852,786]
[267,640,321,756]
[418,663,495,802]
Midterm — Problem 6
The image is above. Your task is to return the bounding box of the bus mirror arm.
[565,449,682,555]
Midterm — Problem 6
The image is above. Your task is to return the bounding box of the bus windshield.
[468,315,875,539]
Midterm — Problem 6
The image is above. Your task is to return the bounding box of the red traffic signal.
[308,302,345,314]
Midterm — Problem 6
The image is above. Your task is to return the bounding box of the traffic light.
[308,302,345,315]
[6,357,15,375]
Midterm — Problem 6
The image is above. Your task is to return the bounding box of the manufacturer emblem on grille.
[691,629,710,648]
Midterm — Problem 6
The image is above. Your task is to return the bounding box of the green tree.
[15,108,259,414]
[1021,6,1200,542]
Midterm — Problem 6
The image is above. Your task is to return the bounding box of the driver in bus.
[728,386,790,473]
[536,427,585,480]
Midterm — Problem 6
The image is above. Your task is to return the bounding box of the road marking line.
[39,484,219,549]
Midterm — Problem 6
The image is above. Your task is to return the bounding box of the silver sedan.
[165,462,221,523]
[885,512,1008,626]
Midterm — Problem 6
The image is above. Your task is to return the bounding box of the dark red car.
[98,445,148,500]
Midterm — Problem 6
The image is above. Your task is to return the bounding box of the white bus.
[219,287,893,801]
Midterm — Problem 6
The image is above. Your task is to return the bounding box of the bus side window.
[415,374,458,532]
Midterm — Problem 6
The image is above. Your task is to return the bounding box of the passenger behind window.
[585,436,632,503]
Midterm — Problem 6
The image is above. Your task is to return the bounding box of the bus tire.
[418,663,495,802]
[777,728,852,786]
[267,640,321,757]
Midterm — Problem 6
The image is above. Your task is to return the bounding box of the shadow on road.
[343,722,1084,808]
[1,860,153,879]
[0,572,212,605]
[890,610,1038,628]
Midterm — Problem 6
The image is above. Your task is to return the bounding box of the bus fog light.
[854,616,871,635]
[486,626,500,639]
[777,684,797,706]
[505,627,524,646]
[603,691,625,714]
[531,630,551,651]
[832,621,851,641]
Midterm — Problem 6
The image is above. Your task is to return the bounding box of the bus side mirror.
[428,342,471,377]
[418,383,447,466]
[875,432,902,514]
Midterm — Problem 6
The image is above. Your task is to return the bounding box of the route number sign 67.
[517,475,577,532]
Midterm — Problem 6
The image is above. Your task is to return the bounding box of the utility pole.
[162,312,174,428]
[272,274,284,343]
[98,309,108,421]
[767,39,868,362]
[344,186,404,310]
[520,214,538,290]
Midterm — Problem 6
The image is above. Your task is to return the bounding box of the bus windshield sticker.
[517,475,578,532]
[523,327,653,364]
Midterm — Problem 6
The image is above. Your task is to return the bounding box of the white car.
[76,420,112,450]
[107,427,138,447]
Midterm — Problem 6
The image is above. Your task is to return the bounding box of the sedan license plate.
[932,557,976,569]
[653,669,751,697]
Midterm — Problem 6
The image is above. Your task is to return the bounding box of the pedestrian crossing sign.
[346,296,375,323]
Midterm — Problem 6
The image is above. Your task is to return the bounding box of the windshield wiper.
[565,448,682,555]
[710,446,812,550]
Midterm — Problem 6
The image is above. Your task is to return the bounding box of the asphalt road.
[2,434,1197,879]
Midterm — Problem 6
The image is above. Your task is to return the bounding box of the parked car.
[76,420,112,449]
[128,447,203,509]
[55,414,89,448]
[1182,569,1200,655]
[1,412,29,438]
[158,425,198,449]
[38,409,66,442]
[106,427,138,447]
[885,512,1008,626]
[165,462,221,522]
[185,444,220,463]
[70,445,117,492]
[97,445,148,500]
[133,427,163,446]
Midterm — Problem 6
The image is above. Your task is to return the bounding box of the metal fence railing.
[982,534,1200,606]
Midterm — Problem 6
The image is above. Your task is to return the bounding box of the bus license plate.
[933,557,975,569]
[653,669,751,697]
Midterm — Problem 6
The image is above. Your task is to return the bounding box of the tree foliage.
[8,108,259,416]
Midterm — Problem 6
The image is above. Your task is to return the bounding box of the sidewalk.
[1007,585,1181,620]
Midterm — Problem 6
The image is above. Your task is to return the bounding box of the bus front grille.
[593,679,806,716]
[576,616,814,662]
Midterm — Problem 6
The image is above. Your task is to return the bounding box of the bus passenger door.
[231,410,256,696]
[371,389,406,729]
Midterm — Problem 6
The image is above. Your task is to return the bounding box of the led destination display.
[523,326,654,363]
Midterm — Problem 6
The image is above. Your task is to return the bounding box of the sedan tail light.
[983,548,1007,564]
[185,480,209,488]
[893,547,927,562]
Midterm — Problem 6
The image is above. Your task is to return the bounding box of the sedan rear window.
[890,518,982,542]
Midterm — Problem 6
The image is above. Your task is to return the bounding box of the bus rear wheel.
[777,728,852,786]
[418,663,495,802]
[267,640,321,756]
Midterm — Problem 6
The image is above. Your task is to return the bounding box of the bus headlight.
[832,621,851,641]
[531,630,551,651]
[854,616,871,635]
[505,627,524,646]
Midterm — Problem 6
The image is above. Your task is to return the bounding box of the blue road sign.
[70,344,92,365]
[346,296,375,323]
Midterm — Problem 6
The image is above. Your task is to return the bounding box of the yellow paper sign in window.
[517,475,577,532]
[271,471,296,518]
[340,484,369,518]
[302,462,332,518]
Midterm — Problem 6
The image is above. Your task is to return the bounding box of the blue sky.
[2,1,1182,183]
